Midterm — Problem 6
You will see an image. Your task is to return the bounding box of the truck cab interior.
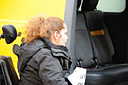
[1,0,128,85]
[65,0,128,85]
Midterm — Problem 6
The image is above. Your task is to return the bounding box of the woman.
[13,16,72,85]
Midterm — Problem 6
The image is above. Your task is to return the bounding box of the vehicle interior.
[0,0,128,85]
[64,0,128,85]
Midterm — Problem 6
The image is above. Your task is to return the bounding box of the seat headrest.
[1,25,17,44]
[81,0,99,11]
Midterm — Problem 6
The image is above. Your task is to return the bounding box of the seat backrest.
[0,56,19,85]
[75,0,96,68]
[81,0,114,65]
[75,13,94,68]
[0,59,12,85]
[75,0,115,68]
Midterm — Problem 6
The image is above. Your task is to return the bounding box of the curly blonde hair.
[24,16,65,44]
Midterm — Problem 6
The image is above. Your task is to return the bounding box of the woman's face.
[56,23,68,46]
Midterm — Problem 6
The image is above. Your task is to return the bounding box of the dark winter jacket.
[13,38,72,85]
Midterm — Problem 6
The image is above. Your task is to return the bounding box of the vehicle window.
[97,0,126,13]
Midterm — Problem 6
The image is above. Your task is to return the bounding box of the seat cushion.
[86,64,128,85]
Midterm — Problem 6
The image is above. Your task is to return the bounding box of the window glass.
[97,0,126,12]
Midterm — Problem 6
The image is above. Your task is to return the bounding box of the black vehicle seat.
[75,0,128,85]
[75,12,94,68]
[81,0,114,66]
[0,58,11,85]
[0,56,19,85]
[0,25,19,85]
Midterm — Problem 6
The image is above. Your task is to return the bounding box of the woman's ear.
[54,31,60,40]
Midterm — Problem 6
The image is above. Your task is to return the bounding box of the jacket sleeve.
[38,50,68,85]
